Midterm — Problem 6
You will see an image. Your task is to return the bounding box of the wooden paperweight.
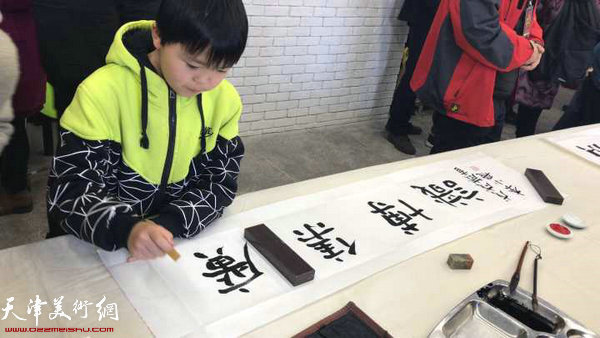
[525,168,564,205]
[245,223,315,286]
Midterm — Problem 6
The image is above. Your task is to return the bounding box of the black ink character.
[293,222,357,262]
[577,143,600,158]
[411,180,484,207]
[465,173,483,184]
[454,167,469,176]
[504,184,524,196]
[367,200,432,235]
[476,182,494,192]
[475,172,493,180]
[494,190,510,201]
[194,244,263,294]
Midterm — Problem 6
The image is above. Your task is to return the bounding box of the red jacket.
[411,0,544,127]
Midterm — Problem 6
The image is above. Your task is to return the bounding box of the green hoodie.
[47,21,245,250]
[62,20,242,184]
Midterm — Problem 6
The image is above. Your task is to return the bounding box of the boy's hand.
[127,220,174,262]
[522,41,545,71]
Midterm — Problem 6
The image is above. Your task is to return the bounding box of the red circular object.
[550,223,571,235]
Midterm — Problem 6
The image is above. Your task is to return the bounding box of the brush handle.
[509,241,530,293]
[515,241,530,274]
[532,257,539,311]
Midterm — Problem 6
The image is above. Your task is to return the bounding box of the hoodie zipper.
[159,88,177,194]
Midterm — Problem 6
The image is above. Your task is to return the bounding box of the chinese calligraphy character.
[194,244,263,294]
[49,296,71,320]
[73,299,94,319]
[27,295,47,327]
[1,297,25,321]
[478,182,494,192]
[411,180,484,207]
[577,143,600,157]
[494,190,510,201]
[293,222,357,262]
[454,167,468,176]
[368,199,432,235]
[455,166,522,201]
[96,296,119,321]
[476,172,493,180]
[504,184,523,196]
[465,173,483,184]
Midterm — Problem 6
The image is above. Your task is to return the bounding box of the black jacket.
[554,74,600,130]
[32,0,162,114]
[531,0,600,87]
[398,0,441,28]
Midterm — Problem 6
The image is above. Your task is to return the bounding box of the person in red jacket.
[0,0,46,216]
[411,0,545,154]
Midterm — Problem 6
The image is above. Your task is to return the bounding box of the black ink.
[194,244,263,294]
[294,222,357,262]
[504,184,524,196]
[476,172,493,180]
[367,200,432,235]
[455,166,523,200]
[411,180,484,207]
[494,190,510,201]
[336,238,357,255]
[577,143,600,158]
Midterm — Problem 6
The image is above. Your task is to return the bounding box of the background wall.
[233,0,409,135]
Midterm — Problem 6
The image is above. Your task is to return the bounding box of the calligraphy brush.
[532,253,541,312]
[509,241,529,294]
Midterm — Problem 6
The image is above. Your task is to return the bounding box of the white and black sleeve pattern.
[153,135,244,238]
[47,130,140,251]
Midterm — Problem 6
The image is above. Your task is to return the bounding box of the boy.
[46,0,248,262]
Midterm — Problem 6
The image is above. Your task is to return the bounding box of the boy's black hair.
[156,0,248,69]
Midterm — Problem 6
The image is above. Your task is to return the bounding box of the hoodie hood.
[105,20,205,150]
[106,20,186,98]
[106,20,155,81]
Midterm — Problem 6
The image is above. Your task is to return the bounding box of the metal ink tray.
[429,280,598,338]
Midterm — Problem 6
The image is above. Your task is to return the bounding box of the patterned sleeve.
[153,135,244,239]
[47,130,141,251]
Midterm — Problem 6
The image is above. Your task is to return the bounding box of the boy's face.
[151,25,230,97]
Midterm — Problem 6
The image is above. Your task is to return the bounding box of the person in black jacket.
[32,0,162,119]
[385,0,440,155]
[515,0,600,138]
[553,42,600,130]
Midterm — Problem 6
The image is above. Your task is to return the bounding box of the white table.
[1,125,599,337]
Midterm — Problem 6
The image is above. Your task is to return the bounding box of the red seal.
[546,223,573,239]
[550,223,570,234]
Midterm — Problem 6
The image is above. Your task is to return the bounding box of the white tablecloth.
[1,125,599,337]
